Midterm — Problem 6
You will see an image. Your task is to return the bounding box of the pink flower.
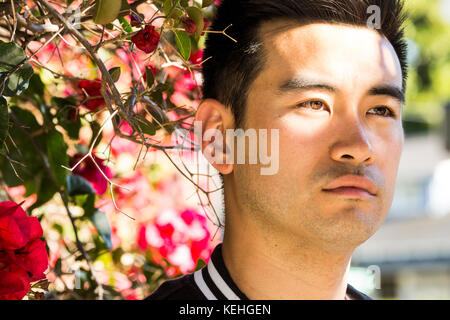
[140,208,212,274]
[113,171,152,211]
[189,50,203,65]
[110,120,139,157]
[174,71,202,93]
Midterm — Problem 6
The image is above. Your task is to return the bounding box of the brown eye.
[296,100,327,111]
[368,106,395,117]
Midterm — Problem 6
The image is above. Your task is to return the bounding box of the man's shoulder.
[144,272,206,300]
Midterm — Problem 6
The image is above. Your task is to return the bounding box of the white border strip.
[207,260,241,300]
[193,270,217,300]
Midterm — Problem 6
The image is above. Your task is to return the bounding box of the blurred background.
[349,0,450,300]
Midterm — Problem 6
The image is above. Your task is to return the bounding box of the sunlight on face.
[233,22,404,249]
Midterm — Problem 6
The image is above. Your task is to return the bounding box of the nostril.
[342,154,353,159]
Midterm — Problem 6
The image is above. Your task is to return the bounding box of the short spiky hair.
[202,0,408,128]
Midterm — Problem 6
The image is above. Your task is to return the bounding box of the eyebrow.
[277,76,405,103]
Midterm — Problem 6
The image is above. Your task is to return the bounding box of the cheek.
[374,129,404,196]
[278,122,326,177]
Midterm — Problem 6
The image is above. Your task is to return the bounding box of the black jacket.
[145,243,372,300]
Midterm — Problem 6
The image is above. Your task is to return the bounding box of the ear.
[195,98,235,175]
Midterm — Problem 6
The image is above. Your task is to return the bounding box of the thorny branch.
[8,110,105,300]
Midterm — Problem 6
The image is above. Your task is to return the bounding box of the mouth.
[322,174,377,200]
[322,187,375,199]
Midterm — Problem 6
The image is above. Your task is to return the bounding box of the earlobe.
[195,99,234,175]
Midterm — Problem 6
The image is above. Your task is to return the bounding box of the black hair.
[202,0,408,128]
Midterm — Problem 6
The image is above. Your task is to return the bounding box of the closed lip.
[322,174,377,196]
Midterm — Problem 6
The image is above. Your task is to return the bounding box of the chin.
[303,206,387,250]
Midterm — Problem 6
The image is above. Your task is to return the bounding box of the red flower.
[70,153,113,195]
[182,18,211,36]
[0,201,48,300]
[189,49,203,65]
[0,201,42,250]
[131,25,160,54]
[7,238,48,281]
[0,254,31,300]
[182,17,197,35]
[78,79,105,111]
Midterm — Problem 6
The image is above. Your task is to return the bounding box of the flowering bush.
[0,0,227,299]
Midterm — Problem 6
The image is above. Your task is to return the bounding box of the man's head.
[196,0,407,250]
[202,0,408,129]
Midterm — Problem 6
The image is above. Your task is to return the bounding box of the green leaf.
[109,67,121,82]
[0,96,8,147]
[118,16,133,33]
[90,209,112,249]
[147,106,166,124]
[93,0,122,25]
[52,96,77,109]
[121,0,131,11]
[149,82,174,106]
[180,0,189,7]
[195,259,206,271]
[163,0,174,15]
[145,67,155,87]
[65,117,81,140]
[10,105,40,131]
[23,73,45,106]
[66,174,95,196]
[80,193,96,218]
[173,30,191,60]
[53,97,81,140]
[186,6,204,37]
[135,114,156,135]
[29,175,58,212]
[52,223,63,235]
[169,8,184,19]
[0,41,34,97]
[0,105,44,187]
[105,23,115,30]
[202,0,214,8]
[89,121,103,149]
[46,129,68,187]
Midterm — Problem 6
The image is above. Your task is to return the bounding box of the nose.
[329,117,375,166]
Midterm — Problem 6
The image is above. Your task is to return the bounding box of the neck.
[222,194,354,300]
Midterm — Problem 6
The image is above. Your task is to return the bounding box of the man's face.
[231,22,404,249]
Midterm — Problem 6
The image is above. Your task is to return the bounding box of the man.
[147,0,408,300]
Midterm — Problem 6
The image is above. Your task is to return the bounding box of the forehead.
[252,21,403,93]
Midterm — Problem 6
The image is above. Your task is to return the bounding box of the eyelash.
[295,100,396,118]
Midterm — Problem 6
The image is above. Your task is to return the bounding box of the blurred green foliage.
[403,0,450,129]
